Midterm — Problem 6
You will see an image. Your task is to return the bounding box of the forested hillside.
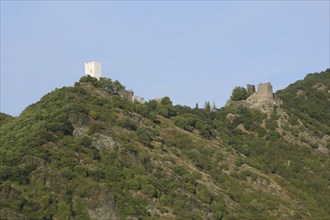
[0,113,14,127]
[0,69,329,219]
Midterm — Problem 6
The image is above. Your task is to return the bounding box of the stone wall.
[132,95,145,104]
[118,88,134,101]
[245,83,276,113]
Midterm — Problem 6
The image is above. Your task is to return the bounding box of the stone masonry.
[246,83,276,113]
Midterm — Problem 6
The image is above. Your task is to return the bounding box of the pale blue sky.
[1,1,329,116]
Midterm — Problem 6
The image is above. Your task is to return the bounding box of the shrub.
[173,114,198,132]
[137,127,152,146]
[118,118,138,131]
[160,97,172,105]
[291,127,299,137]
[196,186,213,204]
[79,136,92,148]
[87,123,105,135]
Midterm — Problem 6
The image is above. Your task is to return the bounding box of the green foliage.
[79,136,92,148]
[0,112,14,126]
[1,71,329,220]
[160,96,172,105]
[155,105,169,118]
[95,77,113,88]
[146,100,158,112]
[112,80,124,91]
[79,75,124,92]
[231,86,249,101]
[196,186,213,204]
[117,118,138,131]
[276,69,330,133]
[174,114,196,132]
[204,101,211,112]
[137,126,152,146]
[164,131,192,150]
[87,123,105,135]
[79,75,98,84]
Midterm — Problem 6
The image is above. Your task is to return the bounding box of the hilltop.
[0,69,329,219]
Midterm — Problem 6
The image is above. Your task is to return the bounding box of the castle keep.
[85,61,102,79]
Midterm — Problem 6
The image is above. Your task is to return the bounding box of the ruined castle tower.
[246,82,275,112]
[85,61,102,79]
[247,84,256,94]
[256,83,273,98]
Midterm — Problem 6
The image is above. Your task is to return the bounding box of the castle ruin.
[247,84,256,94]
[117,88,145,104]
[246,82,277,112]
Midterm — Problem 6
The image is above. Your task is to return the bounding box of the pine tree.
[204,101,211,112]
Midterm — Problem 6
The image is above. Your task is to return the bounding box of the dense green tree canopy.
[0,69,329,219]
[231,86,249,101]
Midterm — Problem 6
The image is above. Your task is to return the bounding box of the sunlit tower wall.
[257,83,273,98]
[85,61,102,79]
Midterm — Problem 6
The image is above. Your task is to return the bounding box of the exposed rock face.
[69,111,116,150]
[87,185,117,220]
[72,126,89,138]
[225,113,238,123]
[312,82,327,93]
[296,89,307,99]
[91,133,115,151]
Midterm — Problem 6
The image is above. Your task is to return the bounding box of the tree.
[173,115,197,132]
[204,101,211,112]
[95,77,112,88]
[112,80,124,91]
[195,103,199,109]
[212,101,216,111]
[156,105,169,118]
[79,75,98,84]
[231,87,249,101]
[161,97,172,105]
[147,100,158,112]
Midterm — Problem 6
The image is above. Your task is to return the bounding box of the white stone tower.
[85,61,102,79]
